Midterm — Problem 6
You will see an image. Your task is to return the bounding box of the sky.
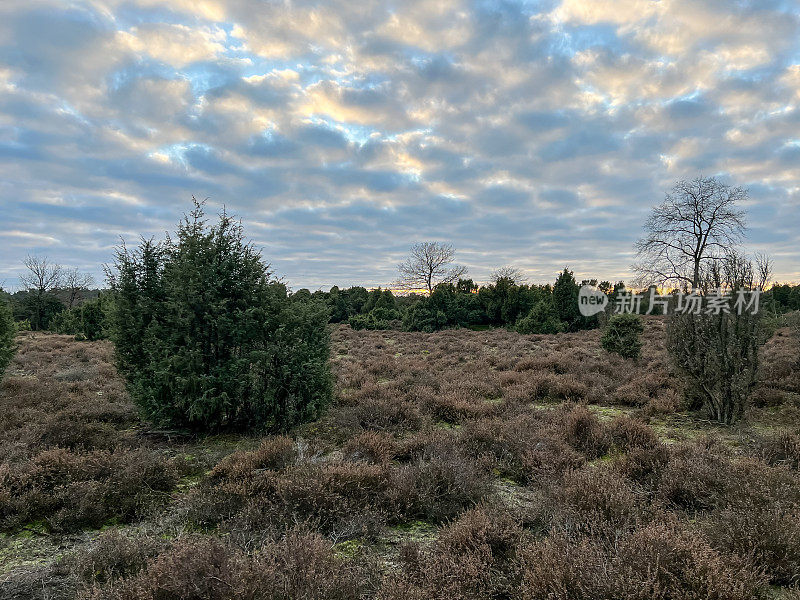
[1,0,799,291]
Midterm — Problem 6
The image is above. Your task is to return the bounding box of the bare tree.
[633,176,747,289]
[754,252,773,291]
[60,268,94,309]
[705,251,772,292]
[20,256,63,330]
[396,242,467,294]
[20,256,62,296]
[491,266,526,284]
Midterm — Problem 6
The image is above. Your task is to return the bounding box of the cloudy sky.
[1,0,799,290]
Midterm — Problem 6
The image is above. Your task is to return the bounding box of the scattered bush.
[380,506,524,599]
[559,404,611,459]
[66,529,163,586]
[0,448,182,533]
[0,298,15,380]
[388,450,493,522]
[109,201,333,432]
[342,431,397,464]
[704,502,800,585]
[667,309,762,423]
[550,467,644,539]
[87,531,378,600]
[609,415,660,451]
[518,522,765,600]
[516,299,564,334]
[753,430,800,470]
[602,313,644,359]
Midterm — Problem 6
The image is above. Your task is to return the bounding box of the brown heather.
[1,315,799,598]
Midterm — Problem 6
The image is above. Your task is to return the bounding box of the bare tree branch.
[395,242,467,294]
[59,268,95,309]
[633,176,747,289]
[491,266,527,284]
[20,256,62,295]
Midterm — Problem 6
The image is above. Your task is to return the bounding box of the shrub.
[608,416,660,451]
[551,467,644,539]
[380,506,524,600]
[518,522,765,600]
[189,461,391,540]
[66,529,162,586]
[388,451,493,522]
[108,201,333,432]
[0,298,15,380]
[50,294,110,341]
[667,309,762,424]
[753,430,800,470]
[87,532,377,600]
[342,431,397,464]
[656,441,733,511]
[209,436,298,482]
[601,313,644,359]
[559,404,611,459]
[703,502,800,585]
[0,448,182,533]
[516,299,564,334]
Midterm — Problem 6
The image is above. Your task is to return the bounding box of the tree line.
[0,176,798,431]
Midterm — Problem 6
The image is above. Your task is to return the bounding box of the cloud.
[0,0,799,288]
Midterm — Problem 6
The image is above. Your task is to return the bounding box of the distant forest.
[3,267,799,340]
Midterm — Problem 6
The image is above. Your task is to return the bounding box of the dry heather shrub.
[437,505,523,560]
[615,443,670,489]
[388,451,493,522]
[657,440,734,511]
[192,461,391,539]
[393,427,458,463]
[380,506,523,600]
[751,385,788,407]
[610,521,766,600]
[209,436,297,482]
[426,390,497,423]
[518,534,605,599]
[556,404,611,459]
[550,467,644,540]
[520,436,585,481]
[87,531,376,600]
[523,372,589,402]
[640,388,684,417]
[612,379,650,406]
[519,522,765,600]
[608,415,660,451]
[350,396,423,432]
[66,529,163,586]
[703,503,800,585]
[460,417,528,479]
[35,417,125,452]
[342,430,397,463]
[753,429,800,470]
[456,410,587,482]
[0,448,181,533]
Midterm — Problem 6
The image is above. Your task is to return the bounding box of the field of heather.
[2,319,800,599]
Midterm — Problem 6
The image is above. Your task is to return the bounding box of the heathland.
[1,316,799,599]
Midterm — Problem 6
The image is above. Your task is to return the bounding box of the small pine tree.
[0,299,16,380]
[108,201,333,432]
[552,268,581,330]
[601,313,644,360]
[516,299,564,334]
